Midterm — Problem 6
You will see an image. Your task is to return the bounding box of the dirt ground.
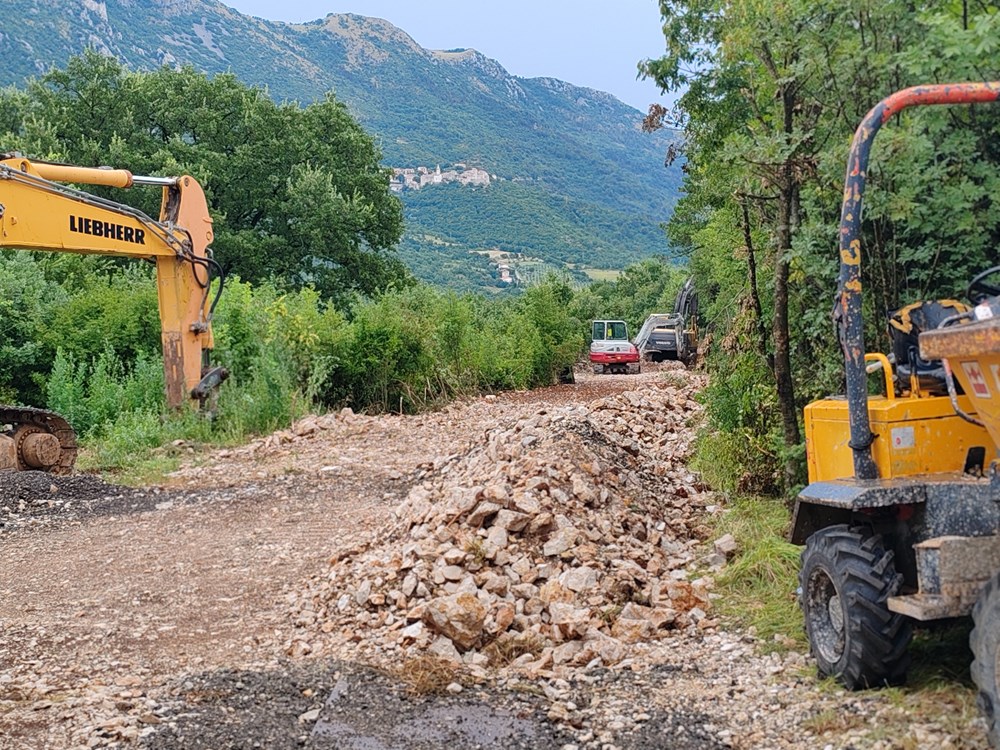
[0,365,990,750]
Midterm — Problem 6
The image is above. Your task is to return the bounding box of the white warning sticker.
[891,426,915,450]
[993,364,1000,393]
[962,361,993,399]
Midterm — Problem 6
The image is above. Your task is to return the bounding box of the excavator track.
[0,406,78,475]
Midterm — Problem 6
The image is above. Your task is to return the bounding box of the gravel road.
[0,365,989,749]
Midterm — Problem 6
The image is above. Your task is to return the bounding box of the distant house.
[497,263,513,284]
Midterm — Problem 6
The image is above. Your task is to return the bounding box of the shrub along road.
[0,364,988,749]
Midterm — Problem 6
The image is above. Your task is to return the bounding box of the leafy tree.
[0,252,67,403]
[517,276,586,382]
[0,51,408,304]
[568,257,687,336]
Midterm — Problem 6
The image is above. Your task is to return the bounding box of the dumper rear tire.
[971,573,1000,747]
[799,525,911,689]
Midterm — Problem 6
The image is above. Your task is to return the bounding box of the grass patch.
[709,495,805,649]
[392,655,462,695]
[871,623,980,741]
[580,268,621,281]
[823,627,981,746]
[800,706,867,735]
[907,621,975,688]
[659,372,689,388]
[599,604,624,627]
[73,408,223,483]
[463,537,489,566]
[876,683,980,741]
[76,449,184,486]
[709,494,984,745]
[483,632,547,668]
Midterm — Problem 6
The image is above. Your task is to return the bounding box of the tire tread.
[971,573,1000,747]
[800,524,912,689]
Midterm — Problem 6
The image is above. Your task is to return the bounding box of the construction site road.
[0,364,988,750]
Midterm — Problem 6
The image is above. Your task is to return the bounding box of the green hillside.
[398,181,667,282]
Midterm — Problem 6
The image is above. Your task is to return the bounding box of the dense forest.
[642,0,1000,492]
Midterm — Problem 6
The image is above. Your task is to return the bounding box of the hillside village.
[390,164,493,192]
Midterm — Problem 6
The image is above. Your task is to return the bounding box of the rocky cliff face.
[316,13,425,68]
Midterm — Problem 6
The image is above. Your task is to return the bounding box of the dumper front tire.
[971,573,1000,747]
[799,525,911,689]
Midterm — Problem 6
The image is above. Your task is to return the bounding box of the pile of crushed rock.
[286,378,729,679]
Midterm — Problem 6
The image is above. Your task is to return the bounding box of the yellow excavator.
[0,154,226,475]
[789,82,1000,745]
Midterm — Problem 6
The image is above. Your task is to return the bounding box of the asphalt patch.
[312,670,569,750]
[618,707,730,750]
[0,471,293,533]
[140,662,335,750]
[141,661,574,750]
[140,660,731,750]
[0,470,147,531]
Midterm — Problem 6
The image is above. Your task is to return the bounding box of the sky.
[222,1,671,112]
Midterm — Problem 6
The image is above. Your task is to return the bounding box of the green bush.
[8,256,675,473]
[516,277,584,384]
[217,346,303,437]
[41,264,161,364]
[692,429,781,496]
[46,346,164,438]
[710,496,803,647]
[692,351,783,495]
[45,349,86,429]
[87,408,172,470]
[0,252,67,403]
[472,304,540,391]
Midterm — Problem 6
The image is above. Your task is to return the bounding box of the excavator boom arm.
[0,155,221,410]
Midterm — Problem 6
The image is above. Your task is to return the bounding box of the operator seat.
[888,299,969,395]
